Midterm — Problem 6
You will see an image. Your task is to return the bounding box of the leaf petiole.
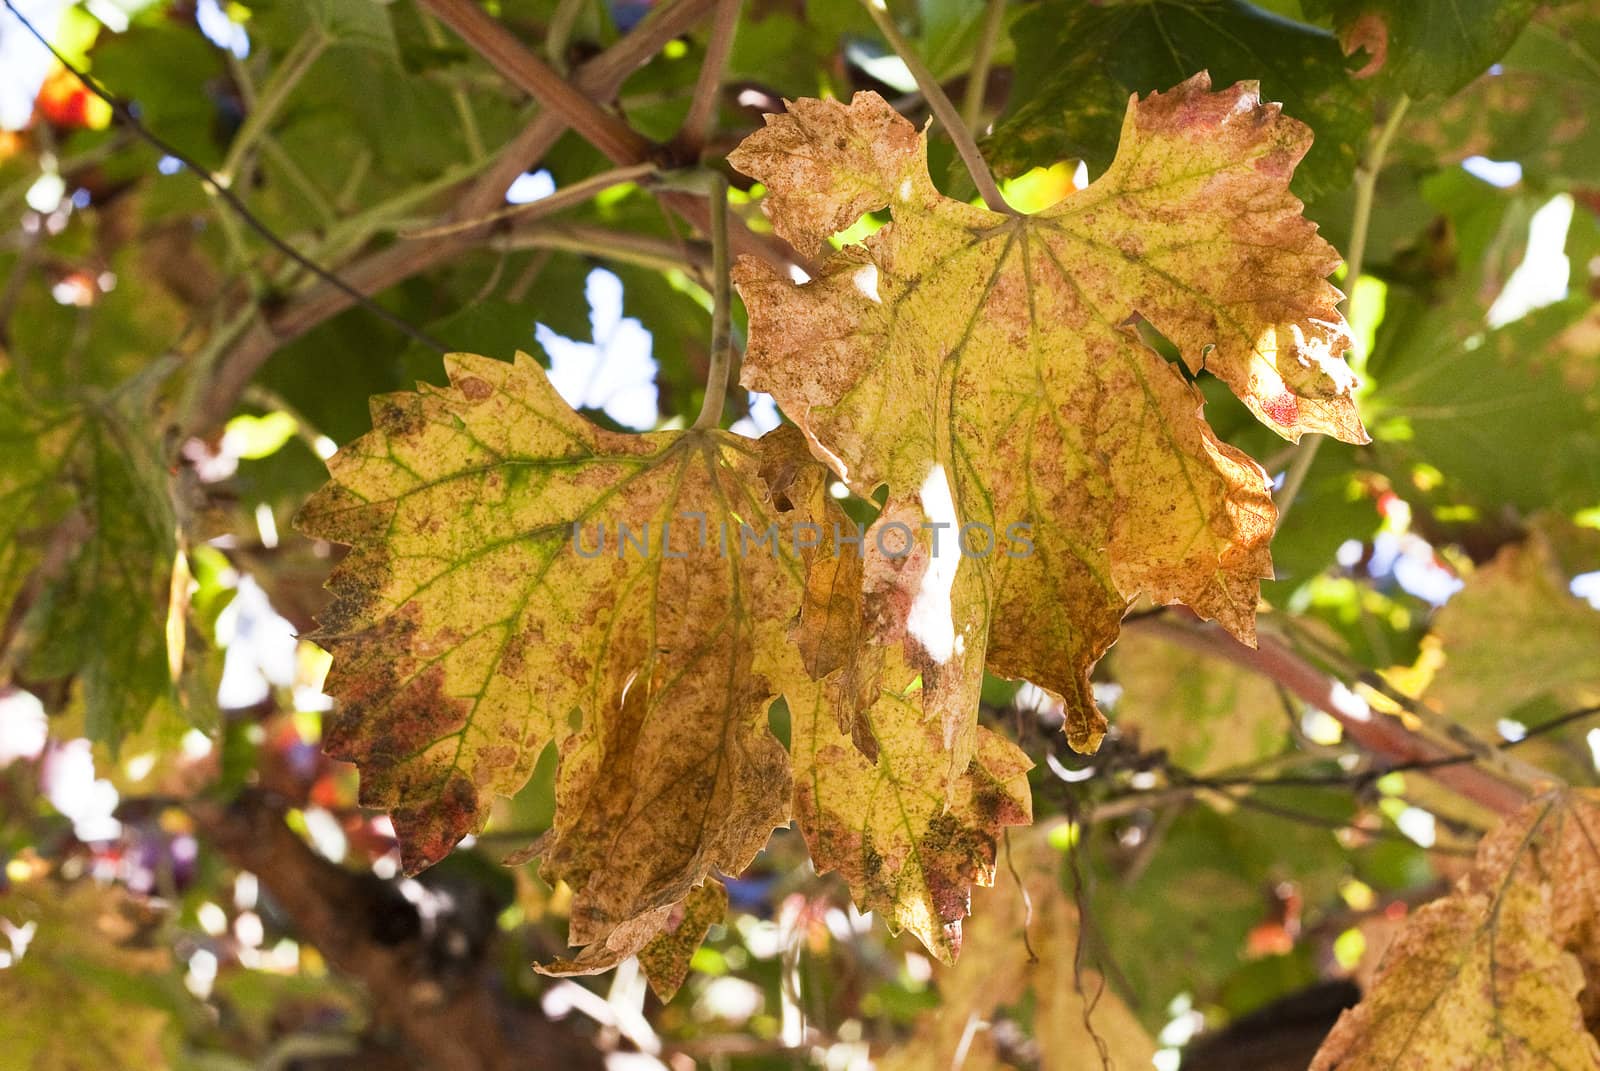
[693,172,734,430]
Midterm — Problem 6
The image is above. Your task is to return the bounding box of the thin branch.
[419,4,487,160]
[1165,703,1600,796]
[1126,614,1529,816]
[1275,94,1410,521]
[1222,791,1476,855]
[544,0,590,68]
[859,0,1011,214]
[451,0,719,222]
[1001,829,1038,963]
[421,0,799,273]
[419,0,654,164]
[677,0,741,154]
[1342,95,1411,317]
[960,0,1006,135]
[495,221,712,273]
[218,25,327,184]
[1,0,447,359]
[693,173,733,430]
[1269,611,1538,784]
[401,161,658,239]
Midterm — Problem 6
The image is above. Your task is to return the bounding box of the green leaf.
[1424,518,1600,741]
[986,0,1372,201]
[1400,4,1600,187]
[0,879,186,1071]
[91,23,228,166]
[1110,627,1291,774]
[303,0,398,54]
[1,371,180,743]
[1365,293,1600,516]
[1303,0,1540,98]
[1090,793,1353,1026]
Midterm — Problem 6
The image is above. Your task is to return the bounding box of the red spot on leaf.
[1261,392,1300,427]
[1342,13,1389,80]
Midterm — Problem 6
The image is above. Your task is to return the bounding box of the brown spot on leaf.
[392,774,481,875]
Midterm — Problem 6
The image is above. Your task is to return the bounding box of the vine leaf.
[635,878,729,1001]
[772,423,1035,960]
[0,371,179,743]
[790,664,1032,963]
[1302,0,1539,98]
[878,827,1157,1070]
[535,878,727,1001]
[1311,790,1600,1071]
[985,0,1371,202]
[1424,517,1600,740]
[732,76,1363,766]
[1110,625,1289,774]
[295,353,811,956]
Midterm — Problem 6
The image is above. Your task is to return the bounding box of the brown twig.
[677,0,742,154]
[692,173,733,430]
[451,0,720,220]
[421,0,798,271]
[401,162,659,239]
[1126,615,1528,816]
[419,0,653,164]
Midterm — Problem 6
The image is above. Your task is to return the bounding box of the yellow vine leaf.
[769,426,1035,960]
[878,826,1157,1070]
[790,664,1032,963]
[535,878,728,1002]
[732,75,1365,772]
[1312,790,1600,1070]
[1110,626,1289,773]
[295,353,811,956]
[635,878,729,1000]
[1424,517,1600,738]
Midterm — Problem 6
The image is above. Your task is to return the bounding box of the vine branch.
[419,0,654,164]
[401,162,659,239]
[1126,613,1529,816]
[678,0,742,154]
[960,0,1006,135]
[192,0,722,431]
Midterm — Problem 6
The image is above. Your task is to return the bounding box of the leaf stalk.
[693,173,734,430]
[1276,94,1411,520]
[859,0,1013,215]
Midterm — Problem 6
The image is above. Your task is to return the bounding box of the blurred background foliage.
[0,0,1598,1067]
